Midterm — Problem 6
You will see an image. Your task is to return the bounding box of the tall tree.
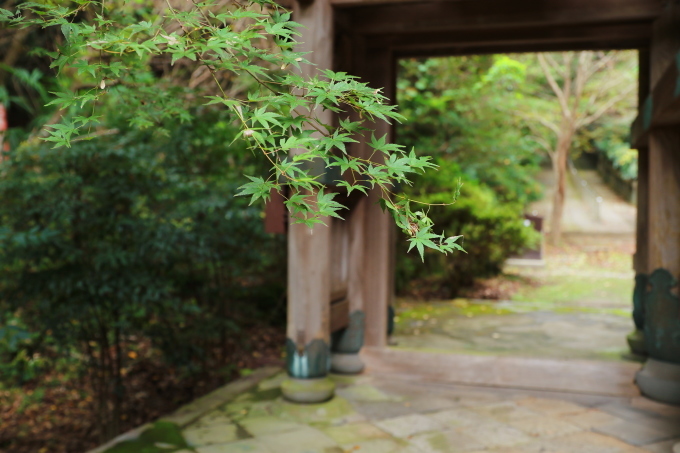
[520,51,636,244]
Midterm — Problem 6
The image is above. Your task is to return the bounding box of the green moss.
[425,432,450,452]
[104,422,190,453]
[458,304,513,316]
[250,386,283,402]
[396,299,512,322]
[328,373,360,386]
[551,306,630,317]
[257,372,287,391]
[234,423,252,440]
[595,349,633,361]
[223,399,275,421]
[272,396,355,427]
[511,276,633,306]
[395,299,516,337]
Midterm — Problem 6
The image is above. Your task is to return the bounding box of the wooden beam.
[394,40,648,60]
[335,0,662,35]
[370,22,652,58]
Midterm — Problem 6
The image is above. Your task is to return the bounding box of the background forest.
[396,52,637,297]
[0,5,637,451]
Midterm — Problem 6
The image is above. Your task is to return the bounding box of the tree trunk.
[549,129,574,245]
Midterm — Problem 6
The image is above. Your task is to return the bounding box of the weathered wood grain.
[287,0,335,347]
[335,0,661,35]
[359,48,396,348]
[370,22,651,58]
[650,1,680,88]
[330,217,349,302]
[647,128,680,275]
[634,50,651,275]
[330,298,350,332]
[635,147,650,274]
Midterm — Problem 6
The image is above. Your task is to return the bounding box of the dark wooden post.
[361,47,396,349]
[627,49,650,356]
[635,0,680,405]
[282,0,336,403]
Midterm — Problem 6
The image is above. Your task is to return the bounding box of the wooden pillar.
[647,129,680,276]
[649,1,680,89]
[634,48,650,277]
[282,0,335,403]
[362,47,396,348]
[635,0,680,405]
[330,194,368,373]
[628,49,650,355]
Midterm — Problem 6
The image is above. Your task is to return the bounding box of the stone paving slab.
[97,366,680,453]
[362,347,640,396]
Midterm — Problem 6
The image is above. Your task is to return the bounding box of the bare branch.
[578,84,636,127]
[571,51,590,112]
[584,53,616,80]
[543,53,563,76]
[537,53,570,117]
[517,109,562,136]
[528,134,555,159]
[582,58,636,109]
[0,25,32,86]
[561,52,574,103]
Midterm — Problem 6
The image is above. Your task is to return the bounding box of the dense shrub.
[0,113,285,439]
[396,160,538,298]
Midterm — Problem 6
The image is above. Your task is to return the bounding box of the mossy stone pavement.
[98,368,680,453]
[391,297,636,362]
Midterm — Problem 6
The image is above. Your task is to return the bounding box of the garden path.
[97,366,680,453]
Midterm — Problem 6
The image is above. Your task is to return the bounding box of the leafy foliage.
[394,56,541,283]
[577,115,638,181]
[0,112,285,440]
[397,56,543,206]
[1,0,461,256]
[396,160,539,297]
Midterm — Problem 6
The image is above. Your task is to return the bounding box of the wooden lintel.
[335,0,662,35]
[631,52,680,147]
[392,40,648,59]
[374,22,652,58]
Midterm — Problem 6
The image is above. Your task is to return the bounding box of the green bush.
[0,112,285,439]
[396,159,538,298]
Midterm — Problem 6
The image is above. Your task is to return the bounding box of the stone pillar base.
[627,329,647,356]
[636,358,680,405]
[281,377,335,404]
[331,353,365,375]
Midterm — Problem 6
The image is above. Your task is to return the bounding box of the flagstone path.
[100,368,680,453]
[390,297,637,362]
